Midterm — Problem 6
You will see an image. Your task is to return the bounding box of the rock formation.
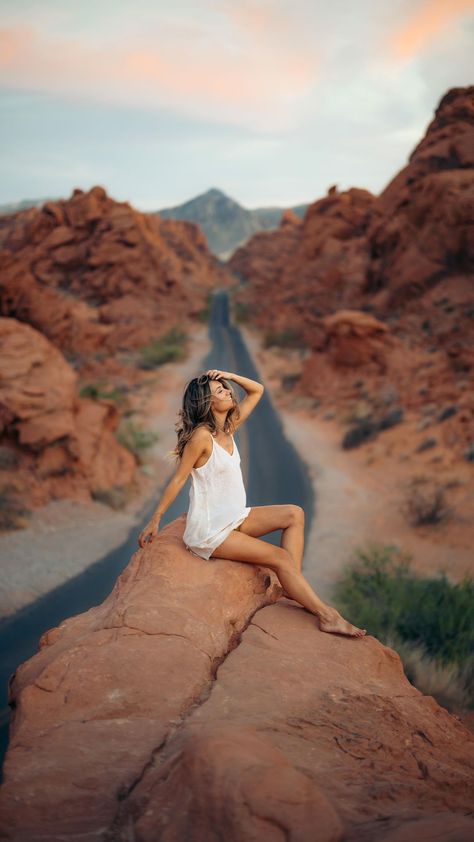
[0,185,232,357]
[0,186,237,514]
[229,86,473,346]
[320,310,392,371]
[0,516,472,840]
[0,317,136,507]
[228,87,474,458]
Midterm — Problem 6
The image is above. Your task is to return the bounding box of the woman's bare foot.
[318,607,366,638]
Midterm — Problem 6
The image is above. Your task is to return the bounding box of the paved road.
[0,289,314,774]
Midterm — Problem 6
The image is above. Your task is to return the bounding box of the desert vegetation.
[138,326,188,369]
[332,543,473,711]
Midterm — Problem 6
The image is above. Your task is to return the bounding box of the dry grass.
[385,633,472,712]
[91,478,140,511]
[401,477,454,526]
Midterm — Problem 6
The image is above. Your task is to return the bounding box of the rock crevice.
[0,515,472,841]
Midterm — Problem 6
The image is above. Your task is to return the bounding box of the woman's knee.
[289,505,305,526]
[272,546,296,574]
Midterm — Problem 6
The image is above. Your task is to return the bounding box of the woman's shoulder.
[190,424,213,442]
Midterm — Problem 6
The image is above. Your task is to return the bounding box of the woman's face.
[209,378,234,408]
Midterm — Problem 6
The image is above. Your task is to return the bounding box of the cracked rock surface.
[1,515,473,841]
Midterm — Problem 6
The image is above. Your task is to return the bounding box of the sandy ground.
[0,326,212,621]
[240,324,474,603]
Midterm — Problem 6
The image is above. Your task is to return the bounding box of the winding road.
[0,289,314,773]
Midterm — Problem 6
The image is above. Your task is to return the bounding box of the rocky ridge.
[228,87,474,461]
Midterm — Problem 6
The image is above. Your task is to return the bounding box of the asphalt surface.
[0,288,314,775]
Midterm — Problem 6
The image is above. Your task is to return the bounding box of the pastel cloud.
[388,0,474,60]
[0,1,472,208]
[0,7,319,131]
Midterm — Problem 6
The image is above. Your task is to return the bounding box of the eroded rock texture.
[0,516,472,841]
[0,184,232,355]
[0,317,135,505]
[228,86,474,457]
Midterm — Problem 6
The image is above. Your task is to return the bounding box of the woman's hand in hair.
[206,369,233,380]
[138,515,161,548]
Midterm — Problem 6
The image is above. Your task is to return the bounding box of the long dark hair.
[171,374,241,461]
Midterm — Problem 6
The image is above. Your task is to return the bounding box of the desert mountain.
[155,186,308,259]
[0,197,62,215]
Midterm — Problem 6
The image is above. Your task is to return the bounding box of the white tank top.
[183,430,251,560]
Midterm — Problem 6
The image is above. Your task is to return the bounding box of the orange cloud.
[0,26,35,66]
[389,0,474,60]
[0,20,317,129]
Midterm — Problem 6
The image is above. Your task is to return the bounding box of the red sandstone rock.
[0,185,233,356]
[0,317,136,510]
[0,516,282,838]
[321,309,392,370]
[0,516,472,840]
[228,86,474,457]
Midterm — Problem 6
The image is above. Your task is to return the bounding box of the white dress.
[183,430,251,560]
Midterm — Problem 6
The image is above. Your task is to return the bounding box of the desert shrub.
[197,291,213,323]
[233,300,251,324]
[378,407,404,430]
[79,382,129,406]
[116,420,159,463]
[91,481,137,511]
[263,327,306,350]
[342,408,404,449]
[138,327,187,369]
[401,484,453,526]
[342,419,378,449]
[384,633,472,711]
[281,373,301,390]
[332,543,474,707]
[0,484,31,531]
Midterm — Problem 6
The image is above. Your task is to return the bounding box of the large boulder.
[0,515,472,840]
[321,309,392,370]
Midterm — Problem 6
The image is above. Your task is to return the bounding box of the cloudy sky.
[1,0,472,210]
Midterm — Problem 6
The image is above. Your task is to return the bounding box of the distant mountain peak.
[204,187,227,198]
[155,188,308,259]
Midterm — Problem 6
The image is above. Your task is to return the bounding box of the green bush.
[138,327,187,369]
[332,543,474,705]
[116,420,159,464]
[79,382,129,406]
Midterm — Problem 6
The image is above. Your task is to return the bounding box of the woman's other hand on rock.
[138,517,161,548]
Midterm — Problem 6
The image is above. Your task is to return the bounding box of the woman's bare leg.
[239,503,304,581]
[209,527,366,638]
[279,507,304,594]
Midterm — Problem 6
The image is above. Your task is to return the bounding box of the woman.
[138,369,366,638]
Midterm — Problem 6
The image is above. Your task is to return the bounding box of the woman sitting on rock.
[138,369,366,638]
